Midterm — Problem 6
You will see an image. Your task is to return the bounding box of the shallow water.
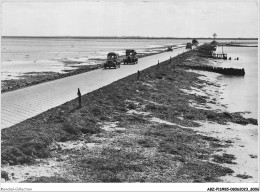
[1,37,187,80]
[1,37,187,62]
[214,46,258,119]
[1,37,256,80]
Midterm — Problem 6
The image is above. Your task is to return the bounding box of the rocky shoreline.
[1,50,257,183]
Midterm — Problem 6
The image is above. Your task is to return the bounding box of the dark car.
[166,47,173,51]
[104,52,120,69]
[123,49,138,64]
[186,43,192,49]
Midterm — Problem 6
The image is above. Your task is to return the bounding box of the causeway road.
[1,47,185,129]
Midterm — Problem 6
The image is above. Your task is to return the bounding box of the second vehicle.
[123,49,138,64]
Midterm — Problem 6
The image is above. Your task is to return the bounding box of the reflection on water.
[215,46,258,119]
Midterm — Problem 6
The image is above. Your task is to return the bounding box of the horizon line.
[1,36,258,40]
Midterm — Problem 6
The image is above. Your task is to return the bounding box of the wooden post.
[157,60,159,68]
[77,88,81,108]
[137,70,140,80]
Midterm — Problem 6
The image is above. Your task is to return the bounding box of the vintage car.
[104,52,120,69]
[166,47,173,51]
[123,49,138,64]
[186,43,192,49]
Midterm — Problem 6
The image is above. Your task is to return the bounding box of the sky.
[1,0,259,38]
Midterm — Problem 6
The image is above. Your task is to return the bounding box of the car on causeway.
[104,52,121,69]
[123,49,138,64]
[166,46,173,51]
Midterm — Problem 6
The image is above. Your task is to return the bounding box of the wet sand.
[182,70,258,183]
[1,49,171,93]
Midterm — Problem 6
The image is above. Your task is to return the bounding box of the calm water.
[2,37,256,62]
[1,37,187,79]
[214,46,258,119]
[1,38,188,61]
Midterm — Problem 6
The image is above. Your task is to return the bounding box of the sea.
[214,46,258,119]
[1,37,258,119]
[1,37,188,80]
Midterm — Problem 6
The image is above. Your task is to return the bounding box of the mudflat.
[1,51,165,93]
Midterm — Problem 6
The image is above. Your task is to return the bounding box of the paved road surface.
[1,48,185,129]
